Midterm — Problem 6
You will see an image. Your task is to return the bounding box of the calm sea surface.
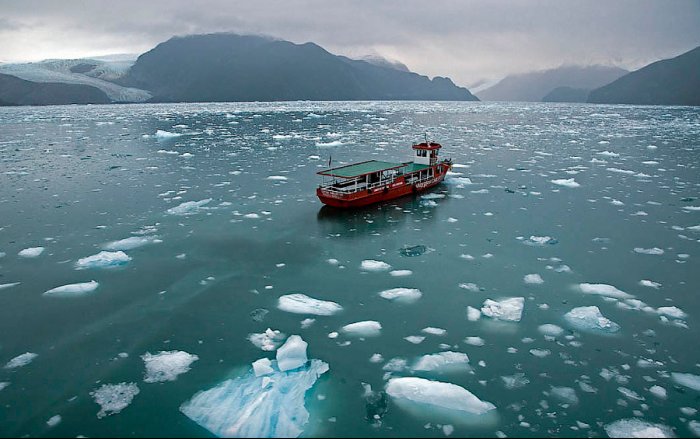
[0,101,699,437]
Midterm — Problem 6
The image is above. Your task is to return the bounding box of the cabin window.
[417,149,427,157]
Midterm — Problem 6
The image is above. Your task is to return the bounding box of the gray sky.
[1,0,699,88]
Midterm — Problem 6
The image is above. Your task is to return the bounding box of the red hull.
[317,163,450,208]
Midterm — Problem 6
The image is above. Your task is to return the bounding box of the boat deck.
[318,160,429,178]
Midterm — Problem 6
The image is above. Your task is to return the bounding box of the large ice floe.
[604,418,675,438]
[91,382,140,418]
[577,283,634,300]
[166,199,213,215]
[76,251,131,269]
[481,297,524,322]
[378,288,422,304]
[564,306,620,334]
[43,281,99,297]
[386,377,495,415]
[142,351,199,383]
[671,372,700,391]
[4,352,38,369]
[103,236,161,251]
[180,335,328,438]
[341,321,382,337]
[18,246,45,258]
[277,294,343,316]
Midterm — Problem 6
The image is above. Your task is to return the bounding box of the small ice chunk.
[564,306,620,333]
[405,336,425,344]
[529,348,550,358]
[390,270,413,277]
[689,421,700,436]
[379,288,422,304]
[501,373,529,389]
[369,354,384,363]
[538,324,564,337]
[252,358,274,377]
[671,372,700,391]
[248,329,285,351]
[266,175,288,181]
[639,280,662,289]
[0,382,8,391]
[464,337,485,347]
[155,129,181,139]
[76,251,131,269]
[18,247,45,258]
[550,386,579,404]
[649,385,667,399]
[91,382,140,418]
[634,247,664,255]
[43,281,99,297]
[4,352,38,369]
[422,327,447,336]
[412,352,470,373]
[300,318,315,329]
[142,350,199,383]
[103,236,160,251]
[458,283,480,292]
[180,359,328,438]
[578,283,634,299]
[0,282,20,290]
[481,297,524,322]
[604,418,675,438]
[276,335,308,372]
[524,235,558,246]
[524,274,544,284]
[46,415,62,427]
[466,306,481,321]
[341,321,382,337]
[551,178,580,188]
[360,260,391,271]
[166,198,212,215]
[277,294,343,316]
[386,377,495,415]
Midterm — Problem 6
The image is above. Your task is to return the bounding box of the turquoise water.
[0,101,699,437]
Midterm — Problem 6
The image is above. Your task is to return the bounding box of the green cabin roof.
[318,160,429,178]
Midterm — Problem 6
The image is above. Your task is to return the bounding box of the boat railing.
[319,170,440,195]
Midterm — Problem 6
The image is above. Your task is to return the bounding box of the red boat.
[316,140,452,208]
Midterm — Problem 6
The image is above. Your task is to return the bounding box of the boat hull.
[317,163,450,208]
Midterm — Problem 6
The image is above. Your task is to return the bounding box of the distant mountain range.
[588,46,700,106]
[120,34,476,102]
[0,33,697,106]
[477,65,629,102]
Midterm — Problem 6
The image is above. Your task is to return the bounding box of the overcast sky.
[1,0,699,88]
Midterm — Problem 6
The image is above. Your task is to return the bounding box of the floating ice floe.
[248,329,286,351]
[276,335,308,372]
[180,358,329,438]
[390,270,413,277]
[0,282,20,290]
[166,199,212,216]
[564,306,620,334]
[604,418,675,438]
[551,178,580,188]
[103,236,161,251]
[412,352,470,373]
[459,283,480,292]
[466,306,481,321]
[91,382,140,419]
[46,415,61,427]
[385,377,495,415]
[689,421,700,437]
[4,352,38,369]
[18,247,45,258]
[464,337,485,347]
[277,294,343,316]
[549,386,579,404]
[578,283,634,300]
[360,260,391,271]
[524,274,544,285]
[501,373,529,389]
[76,251,131,269]
[155,129,182,139]
[656,306,687,319]
[252,358,274,377]
[43,281,99,298]
[378,288,422,304]
[538,324,564,337]
[481,297,524,322]
[422,327,447,336]
[266,175,288,181]
[634,247,664,255]
[639,280,662,289]
[671,372,700,391]
[649,385,667,399]
[523,236,558,246]
[142,350,199,383]
[315,140,342,147]
[445,177,473,186]
[341,321,382,337]
[404,336,425,344]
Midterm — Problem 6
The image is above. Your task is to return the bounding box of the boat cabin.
[412,141,441,166]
